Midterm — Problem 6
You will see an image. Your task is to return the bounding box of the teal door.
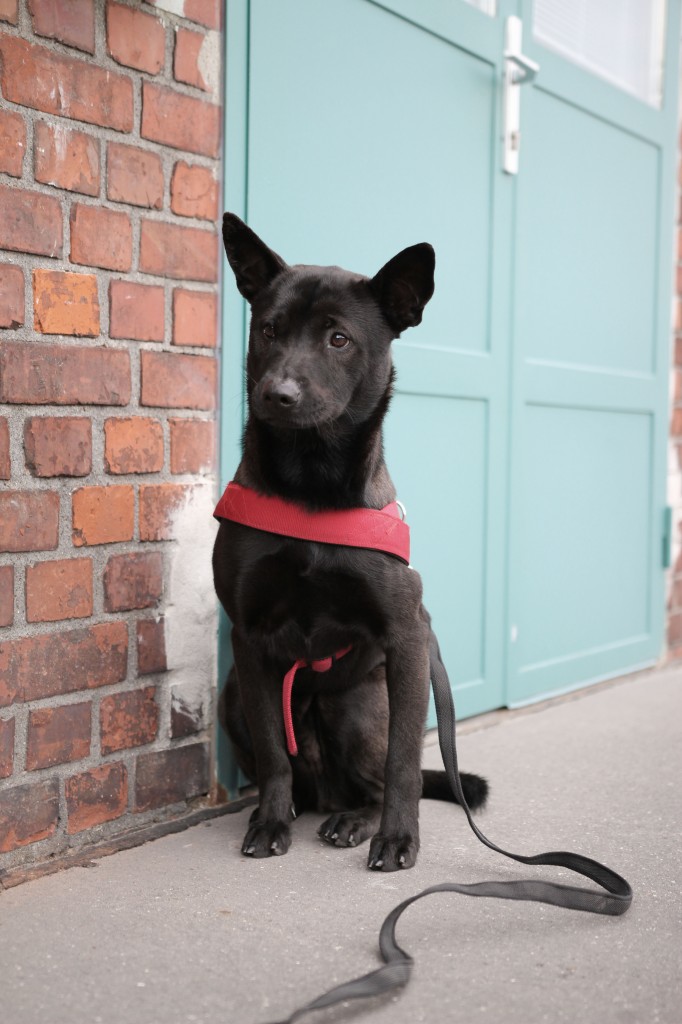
[221,0,680,746]
[507,0,680,703]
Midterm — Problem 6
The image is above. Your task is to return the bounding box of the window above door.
[533,0,667,106]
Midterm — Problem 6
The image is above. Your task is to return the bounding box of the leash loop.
[264,629,632,1023]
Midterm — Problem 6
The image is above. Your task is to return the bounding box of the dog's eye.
[329,332,350,349]
[262,323,275,341]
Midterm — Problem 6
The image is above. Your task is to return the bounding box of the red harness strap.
[214,481,410,757]
[282,645,353,756]
[214,481,410,564]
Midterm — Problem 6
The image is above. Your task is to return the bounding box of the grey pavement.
[1,667,681,1024]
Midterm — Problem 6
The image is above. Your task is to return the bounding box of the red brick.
[139,220,218,282]
[171,686,203,738]
[141,351,216,410]
[0,343,131,406]
[28,0,95,53]
[0,0,18,24]
[0,716,14,777]
[0,621,128,706]
[0,566,13,627]
[169,418,214,474]
[147,0,220,29]
[172,288,217,347]
[34,122,100,196]
[26,702,91,770]
[0,183,62,257]
[0,264,25,329]
[0,417,9,480]
[100,686,158,754]
[0,779,59,852]
[185,0,220,29]
[0,491,59,554]
[135,742,209,812]
[137,618,167,675]
[0,108,25,176]
[24,416,92,478]
[667,610,682,648]
[170,161,218,220]
[105,416,164,474]
[141,82,220,157]
[72,484,134,546]
[33,269,100,336]
[107,1,165,74]
[672,407,682,435]
[139,483,192,541]
[70,204,132,272]
[0,35,133,131]
[109,280,165,341]
[107,143,163,210]
[104,551,163,611]
[26,557,93,623]
[174,28,209,90]
[65,762,128,833]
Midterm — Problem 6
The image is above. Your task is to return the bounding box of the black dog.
[214,214,488,871]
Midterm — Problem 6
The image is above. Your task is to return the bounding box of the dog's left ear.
[369,243,435,335]
[222,213,287,303]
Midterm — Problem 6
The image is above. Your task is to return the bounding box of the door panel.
[516,405,652,683]
[517,92,659,375]
[506,0,680,705]
[385,395,489,714]
[246,0,511,720]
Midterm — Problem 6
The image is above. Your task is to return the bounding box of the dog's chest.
[238,546,386,655]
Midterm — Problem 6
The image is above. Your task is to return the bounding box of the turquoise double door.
[222,0,681,723]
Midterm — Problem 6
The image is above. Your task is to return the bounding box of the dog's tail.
[421,768,488,810]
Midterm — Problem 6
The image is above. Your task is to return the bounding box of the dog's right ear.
[222,213,287,303]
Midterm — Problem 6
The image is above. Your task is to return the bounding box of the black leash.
[265,630,633,1024]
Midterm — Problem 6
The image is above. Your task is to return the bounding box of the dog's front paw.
[367,832,419,871]
[241,819,292,858]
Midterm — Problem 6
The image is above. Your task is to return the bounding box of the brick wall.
[0,0,222,873]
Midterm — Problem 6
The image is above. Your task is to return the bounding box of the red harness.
[214,481,411,755]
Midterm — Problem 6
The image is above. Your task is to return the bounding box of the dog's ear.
[222,213,287,303]
[369,243,435,335]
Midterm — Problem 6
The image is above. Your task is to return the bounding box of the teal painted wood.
[505,0,682,705]
[217,0,250,794]
[245,0,517,722]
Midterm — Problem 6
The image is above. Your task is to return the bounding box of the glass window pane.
[533,0,666,106]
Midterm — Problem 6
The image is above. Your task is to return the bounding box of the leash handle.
[264,630,632,1024]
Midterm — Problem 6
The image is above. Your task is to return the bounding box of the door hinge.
[662,506,673,568]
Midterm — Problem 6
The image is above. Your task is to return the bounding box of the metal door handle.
[503,16,539,174]
[504,50,540,85]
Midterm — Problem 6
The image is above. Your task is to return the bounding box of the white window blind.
[533,0,666,106]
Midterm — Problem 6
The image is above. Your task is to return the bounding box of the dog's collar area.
[214,481,410,563]
[282,645,352,756]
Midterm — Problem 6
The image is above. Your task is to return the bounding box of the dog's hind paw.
[318,811,377,848]
[241,820,292,858]
[367,832,418,872]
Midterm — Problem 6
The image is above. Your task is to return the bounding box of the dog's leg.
[232,633,294,858]
[367,628,430,871]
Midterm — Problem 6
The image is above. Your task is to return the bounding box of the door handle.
[503,16,539,174]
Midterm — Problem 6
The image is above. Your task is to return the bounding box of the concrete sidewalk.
[1,668,681,1024]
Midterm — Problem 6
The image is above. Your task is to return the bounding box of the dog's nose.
[262,378,301,408]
